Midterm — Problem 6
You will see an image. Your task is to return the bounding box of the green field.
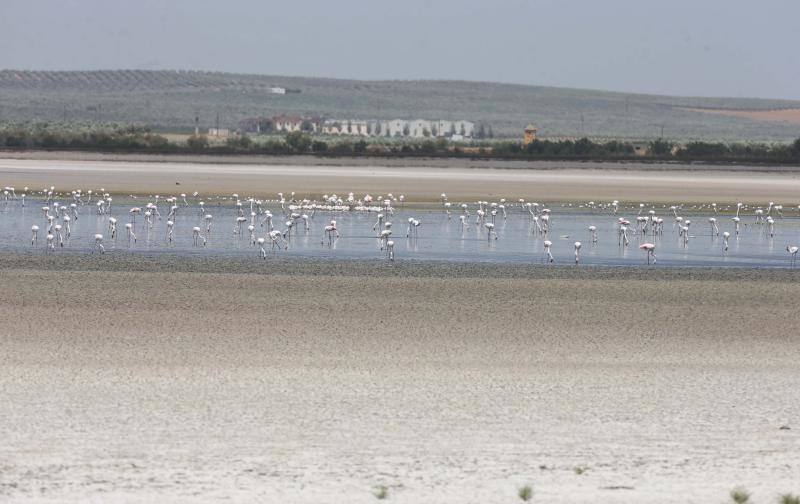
[1,69,799,141]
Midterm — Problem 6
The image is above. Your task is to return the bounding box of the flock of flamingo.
[3,185,800,266]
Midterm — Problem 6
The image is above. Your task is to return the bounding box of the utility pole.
[580,113,585,136]
[215,112,220,136]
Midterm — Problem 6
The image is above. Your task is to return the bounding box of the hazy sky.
[1,0,798,99]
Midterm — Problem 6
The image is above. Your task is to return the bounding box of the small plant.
[780,494,800,504]
[373,485,389,500]
[518,484,533,501]
[730,487,751,504]
[573,466,587,475]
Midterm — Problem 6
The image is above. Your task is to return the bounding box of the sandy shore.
[1,255,798,503]
[2,154,800,203]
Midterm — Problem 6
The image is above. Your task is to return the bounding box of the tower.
[524,124,538,145]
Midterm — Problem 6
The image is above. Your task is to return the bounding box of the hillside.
[1,69,799,141]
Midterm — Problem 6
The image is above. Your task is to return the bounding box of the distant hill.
[1,69,799,141]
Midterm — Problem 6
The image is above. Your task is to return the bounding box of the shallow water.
[1,196,798,268]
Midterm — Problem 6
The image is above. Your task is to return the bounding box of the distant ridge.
[1,69,799,141]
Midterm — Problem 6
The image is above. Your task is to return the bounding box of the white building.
[269,87,286,95]
[313,118,476,139]
[273,115,304,132]
[208,128,229,137]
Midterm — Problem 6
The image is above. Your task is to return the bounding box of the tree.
[476,124,486,139]
[300,120,314,133]
[649,139,673,157]
[354,140,368,153]
[431,123,438,137]
[402,124,410,136]
[226,135,252,149]
[423,128,430,138]
[374,122,382,136]
[792,137,800,158]
[459,123,466,136]
[311,140,328,152]
[186,135,209,150]
[574,137,593,155]
[285,131,311,152]
[487,125,494,139]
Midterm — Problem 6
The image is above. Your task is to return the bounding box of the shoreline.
[3,251,800,281]
[3,149,800,172]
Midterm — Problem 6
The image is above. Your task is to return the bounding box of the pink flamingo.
[639,243,656,264]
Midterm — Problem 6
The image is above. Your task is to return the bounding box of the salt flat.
[1,259,798,503]
[2,155,800,203]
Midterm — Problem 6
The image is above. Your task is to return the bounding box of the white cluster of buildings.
[268,115,476,140]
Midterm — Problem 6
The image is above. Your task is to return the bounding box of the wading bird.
[639,242,656,264]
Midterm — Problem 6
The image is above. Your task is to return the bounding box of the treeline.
[0,123,171,151]
[2,123,800,164]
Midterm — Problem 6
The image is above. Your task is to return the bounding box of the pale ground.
[2,154,800,204]
[679,107,800,125]
[0,261,798,503]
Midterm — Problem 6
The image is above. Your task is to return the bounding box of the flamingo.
[379,229,392,250]
[372,213,385,235]
[93,234,105,254]
[126,223,136,243]
[322,220,339,245]
[257,237,267,258]
[386,240,395,261]
[574,241,582,264]
[484,222,498,240]
[129,207,141,225]
[588,225,597,243]
[192,226,206,246]
[639,243,656,264]
[269,230,287,250]
[788,245,799,267]
[543,240,554,263]
[108,217,118,240]
[31,225,39,245]
[722,231,730,252]
[618,223,630,246]
[709,217,719,236]
[54,224,64,247]
[406,218,420,239]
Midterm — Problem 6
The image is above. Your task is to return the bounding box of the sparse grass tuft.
[573,466,587,475]
[730,487,751,504]
[373,485,389,500]
[780,494,800,504]
[518,484,533,501]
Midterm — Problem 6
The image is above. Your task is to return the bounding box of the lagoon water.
[1,196,798,268]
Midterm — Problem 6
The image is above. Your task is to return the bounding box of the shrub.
[730,487,751,504]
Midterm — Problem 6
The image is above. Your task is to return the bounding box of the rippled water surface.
[1,196,798,268]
